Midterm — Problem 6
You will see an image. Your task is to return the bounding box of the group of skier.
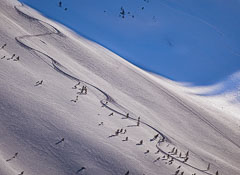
[125,113,141,126]
[58,1,68,11]
[79,85,87,94]
[0,43,20,61]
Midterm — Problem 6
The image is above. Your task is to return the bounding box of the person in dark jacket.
[1,43,7,49]
[137,117,140,126]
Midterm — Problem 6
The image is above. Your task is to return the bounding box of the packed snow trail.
[13,3,233,175]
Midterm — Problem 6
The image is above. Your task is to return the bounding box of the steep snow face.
[0,0,240,175]
[19,0,240,85]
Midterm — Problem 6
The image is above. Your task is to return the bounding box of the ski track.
[13,3,234,175]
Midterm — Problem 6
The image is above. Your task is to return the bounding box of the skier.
[18,171,24,175]
[153,157,160,163]
[162,154,169,161]
[126,113,129,118]
[125,170,129,175]
[55,138,64,145]
[6,152,18,162]
[7,54,15,60]
[76,167,86,173]
[185,151,189,157]
[72,85,77,89]
[115,129,120,136]
[166,154,170,160]
[14,56,20,61]
[35,80,43,86]
[1,56,5,59]
[81,86,87,94]
[13,152,18,158]
[58,1,62,7]
[168,147,175,154]
[74,96,79,102]
[183,157,188,163]
[102,101,108,107]
[206,163,210,171]
[137,117,140,126]
[122,137,128,141]
[173,149,178,155]
[155,149,160,154]
[120,7,125,17]
[80,86,84,94]
[144,150,149,154]
[136,140,143,145]
[168,160,173,165]
[109,112,113,116]
[1,43,6,49]
[179,152,182,158]
[174,170,180,175]
[150,134,159,141]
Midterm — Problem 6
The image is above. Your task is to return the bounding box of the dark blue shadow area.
[195,72,240,97]
[19,0,240,86]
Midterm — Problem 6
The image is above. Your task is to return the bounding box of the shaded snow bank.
[19,0,240,85]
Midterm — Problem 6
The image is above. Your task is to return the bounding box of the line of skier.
[1,44,21,61]
[102,109,220,175]
[58,1,68,11]
[0,53,20,61]
[73,82,88,95]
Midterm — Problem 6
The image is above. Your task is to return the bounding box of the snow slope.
[0,0,240,175]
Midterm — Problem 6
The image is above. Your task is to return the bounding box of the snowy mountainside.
[0,0,240,175]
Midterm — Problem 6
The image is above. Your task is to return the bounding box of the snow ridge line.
[14,4,220,175]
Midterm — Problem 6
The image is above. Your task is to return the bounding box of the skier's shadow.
[108,134,117,138]
[127,124,138,127]
[55,138,64,145]
[6,152,18,162]
[76,167,86,174]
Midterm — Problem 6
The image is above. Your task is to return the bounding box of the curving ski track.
[13,4,235,175]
